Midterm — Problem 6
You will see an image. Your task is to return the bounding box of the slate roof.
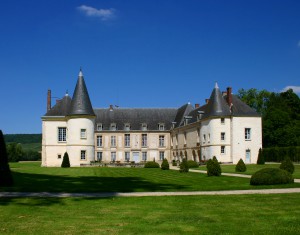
[44,95,72,116]
[94,108,178,131]
[173,103,194,128]
[227,95,260,117]
[68,70,95,116]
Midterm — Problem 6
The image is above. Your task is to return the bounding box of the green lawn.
[197,163,300,178]
[3,162,299,193]
[1,194,300,234]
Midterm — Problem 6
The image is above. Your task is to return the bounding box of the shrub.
[257,148,265,165]
[172,160,177,166]
[235,158,246,172]
[206,156,221,176]
[144,161,160,168]
[61,152,70,168]
[280,156,294,174]
[179,158,189,173]
[187,160,199,168]
[250,168,294,185]
[161,159,169,170]
[0,130,13,187]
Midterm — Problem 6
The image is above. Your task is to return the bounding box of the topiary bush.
[257,148,265,165]
[144,161,160,168]
[250,168,294,185]
[0,130,14,187]
[280,156,294,174]
[235,158,246,172]
[161,159,169,170]
[179,158,189,173]
[187,160,199,168]
[206,156,221,176]
[61,152,70,168]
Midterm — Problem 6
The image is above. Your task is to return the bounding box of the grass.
[1,194,300,234]
[3,162,299,193]
[197,163,300,178]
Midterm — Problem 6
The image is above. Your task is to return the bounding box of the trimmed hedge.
[187,160,199,168]
[144,161,160,168]
[161,159,169,170]
[280,157,294,174]
[61,152,70,168]
[257,148,265,165]
[206,156,221,176]
[250,168,294,185]
[179,158,189,173]
[262,146,300,163]
[235,159,246,172]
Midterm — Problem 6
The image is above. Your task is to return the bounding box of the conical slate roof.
[204,83,231,117]
[68,69,95,116]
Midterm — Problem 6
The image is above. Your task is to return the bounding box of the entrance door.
[133,152,140,163]
[245,150,251,163]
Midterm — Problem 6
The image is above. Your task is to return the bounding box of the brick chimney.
[205,99,210,104]
[226,87,232,106]
[109,104,113,111]
[195,103,200,108]
[47,89,51,112]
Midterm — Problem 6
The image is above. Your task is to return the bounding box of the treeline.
[262,146,300,163]
[4,134,42,144]
[237,88,300,148]
[6,142,41,162]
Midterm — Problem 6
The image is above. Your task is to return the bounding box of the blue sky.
[1,0,300,134]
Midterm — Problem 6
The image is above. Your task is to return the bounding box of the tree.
[257,148,265,165]
[61,152,70,168]
[179,158,189,173]
[161,159,169,170]
[0,130,14,187]
[206,156,221,176]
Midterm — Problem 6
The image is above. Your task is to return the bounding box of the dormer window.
[97,123,103,131]
[158,123,165,131]
[197,111,204,121]
[141,123,148,131]
[110,123,117,131]
[171,122,176,129]
[124,123,131,131]
[184,116,192,126]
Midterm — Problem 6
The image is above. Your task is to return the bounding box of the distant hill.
[4,134,42,144]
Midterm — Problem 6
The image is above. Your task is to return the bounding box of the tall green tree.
[61,152,70,168]
[0,130,14,187]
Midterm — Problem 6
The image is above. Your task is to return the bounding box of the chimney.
[226,87,232,106]
[47,89,51,112]
[222,91,227,97]
[109,104,113,111]
[195,103,200,108]
[205,99,210,104]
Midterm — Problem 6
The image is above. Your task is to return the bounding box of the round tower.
[66,69,95,166]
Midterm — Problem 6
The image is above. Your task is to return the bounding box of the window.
[142,134,147,147]
[97,123,103,131]
[203,134,206,143]
[80,129,86,139]
[159,151,165,160]
[208,134,210,143]
[110,123,117,131]
[57,154,61,159]
[142,152,147,161]
[159,135,165,147]
[96,135,103,147]
[125,134,130,147]
[111,152,116,161]
[125,152,130,161]
[81,150,86,160]
[221,146,225,154]
[97,152,102,161]
[221,118,225,124]
[141,123,148,131]
[245,128,251,140]
[158,123,165,131]
[184,132,187,145]
[197,128,200,143]
[176,134,178,146]
[111,136,116,147]
[221,132,225,141]
[58,127,66,142]
[124,123,130,131]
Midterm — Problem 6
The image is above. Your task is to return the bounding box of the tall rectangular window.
[245,128,251,140]
[221,146,225,154]
[142,134,147,147]
[97,135,103,147]
[111,136,116,147]
[124,134,130,147]
[125,152,130,161]
[81,150,86,160]
[159,135,165,147]
[58,127,67,142]
[142,152,147,161]
[221,132,225,141]
[97,152,102,161]
[203,134,206,143]
[80,129,86,139]
[159,151,165,160]
[111,152,116,161]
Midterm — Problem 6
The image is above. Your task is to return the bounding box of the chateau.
[41,70,262,167]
